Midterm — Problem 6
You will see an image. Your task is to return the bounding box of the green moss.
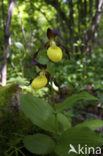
[0,83,18,109]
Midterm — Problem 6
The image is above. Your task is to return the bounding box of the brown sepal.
[47,28,61,39]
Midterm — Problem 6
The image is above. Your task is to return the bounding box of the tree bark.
[67,0,75,53]
[1,0,16,86]
[86,0,103,54]
[91,0,103,41]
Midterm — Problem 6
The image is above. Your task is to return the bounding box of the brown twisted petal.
[31,43,49,69]
[31,60,47,69]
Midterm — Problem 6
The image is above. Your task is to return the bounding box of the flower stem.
[50,81,58,135]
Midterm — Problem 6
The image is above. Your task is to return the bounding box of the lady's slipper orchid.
[30,28,69,90]
[32,28,69,67]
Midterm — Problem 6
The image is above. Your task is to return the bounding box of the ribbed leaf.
[24,133,55,155]
[57,92,97,113]
[20,94,56,132]
[55,127,103,156]
[75,119,103,130]
[57,113,71,132]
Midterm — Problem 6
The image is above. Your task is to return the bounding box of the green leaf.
[57,127,103,145]
[55,127,103,156]
[57,113,71,132]
[24,133,55,155]
[75,119,103,130]
[38,56,49,64]
[55,144,81,156]
[20,94,56,132]
[57,92,97,113]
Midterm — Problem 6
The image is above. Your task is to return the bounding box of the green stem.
[50,38,56,47]
[50,81,58,135]
[18,149,26,156]
[15,149,18,156]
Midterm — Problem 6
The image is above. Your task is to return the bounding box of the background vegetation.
[1,0,103,156]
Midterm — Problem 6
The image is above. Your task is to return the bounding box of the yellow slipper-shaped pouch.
[47,46,63,63]
[47,39,63,63]
[31,74,48,89]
